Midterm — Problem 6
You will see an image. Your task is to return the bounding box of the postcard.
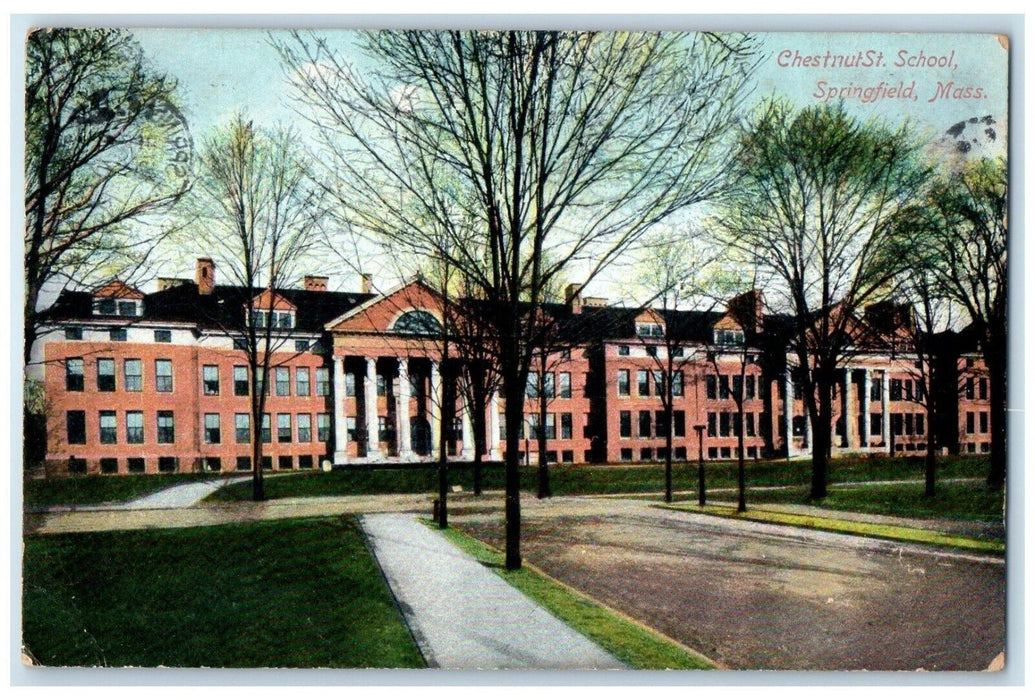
[18,23,1010,677]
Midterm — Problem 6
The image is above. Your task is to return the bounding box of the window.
[713,328,744,345]
[720,412,731,437]
[620,448,633,462]
[262,414,271,443]
[68,457,87,474]
[236,456,251,472]
[638,410,652,438]
[155,359,173,392]
[890,379,902,401]
[299,455,314,470]
[979,378,988,401]
[109,328,127,342]
[618,345,630,356]
[870,413,882,437]
[203,457,222,472]
[636,322,664,338]
[233,338,248,351]
[543,373,555,399]
[154,329,172,343]
[376,373,387,396]
[234,366,249,396]
[964,377,975,400]
[905,414,914,436]
[707,412,717,437]
[157,411,175,443]
[526,372,539,399]
[346,416,358,442]
[204,414,221,444]
[560,413,573,440]
[126,411,144,444]
[297,413,312,442]
[558,372,571,399]
[65,326,83,340]
[706,375,717,400]
[278,456,294,470]
[544,413,556,440]
[891,413,904,436]
[378,415,390,442]
[295,367,310,396]
[124,359,142,392]
[202,365,220,395]
[256,368,268,395]
[792,415,805,436]
[732,375,743,400]
[719,375,731,400]
[672,347,684,358]
[345,372,356,397]
[127,458,145,473]
[117,300,138,317]
[158,456,178,473]
[295,339,310,352]
[66,358,84,391]
[640,447,653,461]
[979,412,989,434]
[637,370,650,397]
[746,412,756,437]
[619,411,632,439]
[96,298,116,315]
[655,411,668,438]
[672,370,684,397]
[673,410,686,437]
[916,414,925,436]
[871,380,882,401]
[392,310,441,335]
[316,368,330,396]
[745,375,756,400]
[66,411,86,444]
[97,358,116,391]
[317,413,330,442]
[653,370,664,396]
[965,412,975,434]
[275,367,290,396]
[617,370,630,397]
[99,411,117,444]
[235,414,251,443]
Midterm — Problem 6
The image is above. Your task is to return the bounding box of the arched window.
[392,310,441,335]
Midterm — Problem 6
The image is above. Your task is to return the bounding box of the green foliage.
[22,517,424,668]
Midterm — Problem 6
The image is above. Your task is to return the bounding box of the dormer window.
[250,309,294,330]
[713,329,745,345]
[636,322,664,338]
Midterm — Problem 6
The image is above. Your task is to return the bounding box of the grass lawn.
[24,473,215,508]
[22,517,424,668]
[432,521,714,670]
[206,455,993,504]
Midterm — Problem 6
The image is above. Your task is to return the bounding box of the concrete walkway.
[360,512,626,670]
[116,476,253,509]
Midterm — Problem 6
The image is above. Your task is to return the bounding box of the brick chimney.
[360,273,373,295]
[304,275,328,292]
[565,282,583,314]
[727,290,764,333]
[196,257,215,295]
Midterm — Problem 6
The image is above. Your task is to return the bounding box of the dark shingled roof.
[43,282,374,333]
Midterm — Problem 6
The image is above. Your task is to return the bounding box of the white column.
[429,361,442,458]
[489,390,502,461]
[881,370,891,450]
[861,368,871,449]
[397,358,413,460]
[783,370,794,456]
[333,356,348,465]
[460,378,475,460]
[364,356,380,460]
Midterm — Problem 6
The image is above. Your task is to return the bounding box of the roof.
[43,282,374,334]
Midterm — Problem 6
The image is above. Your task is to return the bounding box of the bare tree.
[276,29,757,569]
[24,28,192,366]
[721,100,928,499]
[906,157,1007,489]
[191,114,323,500]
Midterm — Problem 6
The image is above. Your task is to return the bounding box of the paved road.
[361,513,625,670]
[451,496,1006,671]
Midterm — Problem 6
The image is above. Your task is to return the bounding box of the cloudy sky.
[129,28,1009,298]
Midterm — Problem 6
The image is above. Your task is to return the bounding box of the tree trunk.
[664,401,673,503]
[810,376,832,500]
[985,330,1007,490]
[737,407,746,512]
[503,374,523,570]
[537,382,551,499]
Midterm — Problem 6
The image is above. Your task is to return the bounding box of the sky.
[129,28,1010,299]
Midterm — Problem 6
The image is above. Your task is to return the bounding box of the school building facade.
[34,258,992,476]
